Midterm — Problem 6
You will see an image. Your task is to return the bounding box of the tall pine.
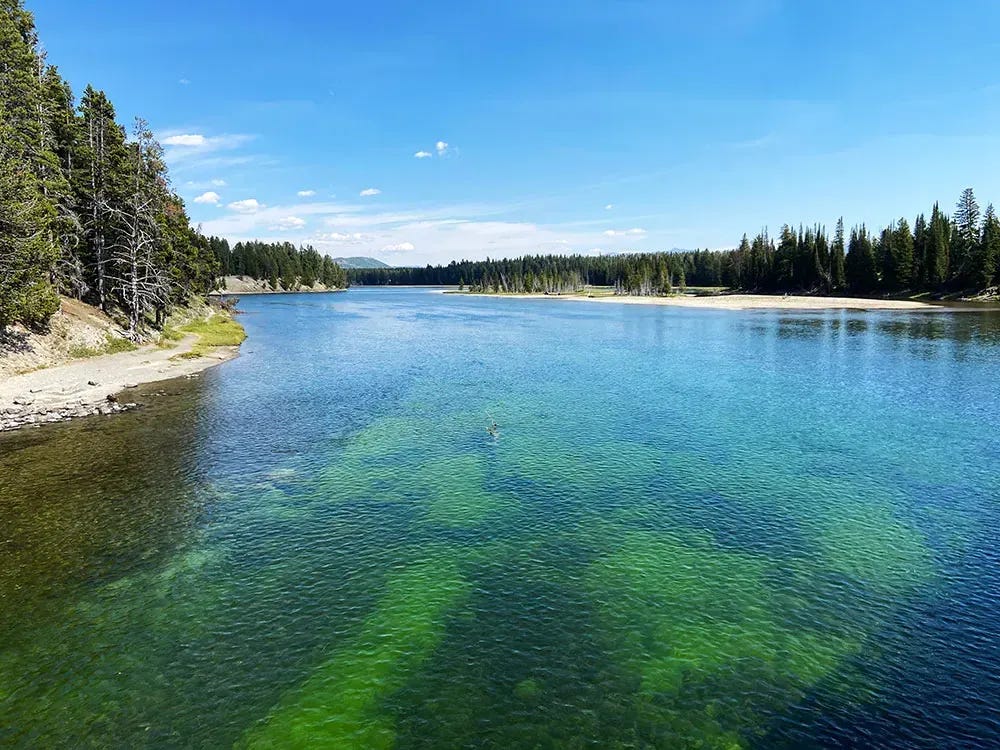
[0,0,59,327]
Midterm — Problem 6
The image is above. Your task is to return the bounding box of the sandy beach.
[469,292,941,311]
[1,319,241,432]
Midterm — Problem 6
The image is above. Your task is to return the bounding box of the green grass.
[67,334,137,359]
[156,325,186,348]
[174,312,247,358]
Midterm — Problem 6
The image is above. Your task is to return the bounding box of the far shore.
[210,275,346,296]
[453,291,963,312]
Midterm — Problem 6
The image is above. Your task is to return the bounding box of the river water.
[2,288,998,748]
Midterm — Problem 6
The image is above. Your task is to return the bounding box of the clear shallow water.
[2,288,999,749]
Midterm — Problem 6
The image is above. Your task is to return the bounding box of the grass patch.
[67,334,137,359]
[156,325,186,348]
[175,312,247,358]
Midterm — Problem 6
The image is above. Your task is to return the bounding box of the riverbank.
[458,291,946,311]
[0,302,245,432]
[210,275,346,295]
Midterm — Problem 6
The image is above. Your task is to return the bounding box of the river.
[2,288,998,748]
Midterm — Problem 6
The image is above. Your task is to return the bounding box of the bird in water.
[486,413,499,438]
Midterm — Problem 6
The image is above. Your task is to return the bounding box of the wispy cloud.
[159,131,257,165]
[196,199,660,265]
[414,150,432,159]
[725,132,779,151]
[360,188,381,197]
[603,228,646,237]
[194,191,221,205]
[163,134,205,147]
[605,204,614,210]
[227,198,265,214]
[316,231,370,243]
[178,78,191,85]
[297,189,316,197]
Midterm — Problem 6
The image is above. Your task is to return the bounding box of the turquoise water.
[2,288,999,748]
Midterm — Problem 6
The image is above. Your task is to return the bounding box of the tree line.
[350,189,1000,298]
[1,0,220,337]
[210,238,347,291]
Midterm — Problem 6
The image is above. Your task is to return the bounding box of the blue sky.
[32,0,1000,265]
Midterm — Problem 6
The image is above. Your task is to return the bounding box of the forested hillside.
[351,190,1000,298]
[0,0,220,337]
[209,238,347,291]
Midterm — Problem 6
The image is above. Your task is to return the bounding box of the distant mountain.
[333,256,390,269]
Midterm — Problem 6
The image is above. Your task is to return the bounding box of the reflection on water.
[1,290,999,749]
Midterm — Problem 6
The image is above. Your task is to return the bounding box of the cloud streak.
[603,228,646,237]
[196,198,663,266]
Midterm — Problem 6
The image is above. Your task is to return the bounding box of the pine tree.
[926,203,950,289]
[831,218,846,291]
[952,187,980,288]
[79,85,129,311]
[106,118,170,338]
[0,0,60,328]
[0,122,60,328]
[977,204,999,289]
[912,214,928,289]
[39,64,85,296]
[845,226,878,293]
[887,217,914,291]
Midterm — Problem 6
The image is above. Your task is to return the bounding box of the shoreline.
[0,324,241,433]
[453,291,962,312]
[213,288,348,297]
[209,275,347,296]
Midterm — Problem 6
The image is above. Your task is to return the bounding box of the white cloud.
[605,204,614,210]
[178,78,191,86]
[360,188,381,197]
[272,216,306,230]
[603,228,647,237]
[211,179,227,187]
[297,189,316,197]
[194,191,221,205]
[381,242,415,253]
[316,231,369,243]
[159,132,257,169]
[414,151,432,159]
[163,134,206,147]
[194,199,659,265]
[435,140,449,155]
[227,198,264,214]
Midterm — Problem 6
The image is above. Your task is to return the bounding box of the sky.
[31,0,1000,266]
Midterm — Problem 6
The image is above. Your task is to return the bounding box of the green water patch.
[386,540,646,748]
[658,450,936,596]
[584,529,864,747]
[497,435,664,495]
[240,555,470,749]
[418,455,520,528]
